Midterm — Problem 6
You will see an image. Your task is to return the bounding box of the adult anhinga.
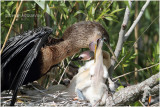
[1,21,109,105]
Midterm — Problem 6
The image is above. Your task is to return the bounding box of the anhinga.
[66,38,111,105]
[1,21,110,105]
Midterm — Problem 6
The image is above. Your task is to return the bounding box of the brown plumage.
[40,21,109,75]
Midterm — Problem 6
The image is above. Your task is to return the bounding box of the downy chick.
[67,38,111,105]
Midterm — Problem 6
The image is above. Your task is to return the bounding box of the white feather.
[78,60,94,73]
[103,65,108,79]
[90,64,95,76]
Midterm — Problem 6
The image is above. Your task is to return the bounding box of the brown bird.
[1,21,109,105]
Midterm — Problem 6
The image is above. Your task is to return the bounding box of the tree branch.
[124,0,151,41]
[105,73,159,106]
[109,1,132,77]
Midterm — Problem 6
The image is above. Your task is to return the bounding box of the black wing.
[1,27,53,105]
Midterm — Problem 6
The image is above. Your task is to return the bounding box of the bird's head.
[62,21,109,50]
[73,37,106,62]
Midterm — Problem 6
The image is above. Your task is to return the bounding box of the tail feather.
[10,37,47,105]
[10,27,52,106]
[1,27,53,105]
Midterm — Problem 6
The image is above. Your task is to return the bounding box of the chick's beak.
[94,44,97,62]
[89,41,97,62]
[89,37,105,62]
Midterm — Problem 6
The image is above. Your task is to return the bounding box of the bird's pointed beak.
[94,44,97,62]
[89,38,104,62]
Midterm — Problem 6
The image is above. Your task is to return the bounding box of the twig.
[31,84,59,98]
[106,0,113,10]
[58,54,76,84]
[0,0,23,54]
[134,1,139,83]
[139,100,145,107]
[124,0,151,41]
[113,63,159,80]
[104,42,118,63]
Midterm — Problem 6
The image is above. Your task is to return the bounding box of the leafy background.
[1,1,159,106]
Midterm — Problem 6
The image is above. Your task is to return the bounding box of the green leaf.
[105,17,113,21]
[74,10,84,16]
[110,8,124,14]
[86,0,92,8]
[91,7,95,16]
[96,9,110,21]
[145,9,151,20]
[34,0,56,21]
[116,86,124,91]
[123,64,129,67]
[102,1,108,6]
[88,6,95,20]
[5,10,11,16]
[69,1,75,8]
[112,19,119,23]
[99,19,108,30]
[60,3,69,15]
[7,1,14,7]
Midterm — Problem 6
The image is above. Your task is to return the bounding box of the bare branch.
[113,1,132,60]
[109,1,132,76]
[106,73,159,106]
[124,0,151,41]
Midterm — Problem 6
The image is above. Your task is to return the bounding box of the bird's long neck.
[40,40,80,75]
